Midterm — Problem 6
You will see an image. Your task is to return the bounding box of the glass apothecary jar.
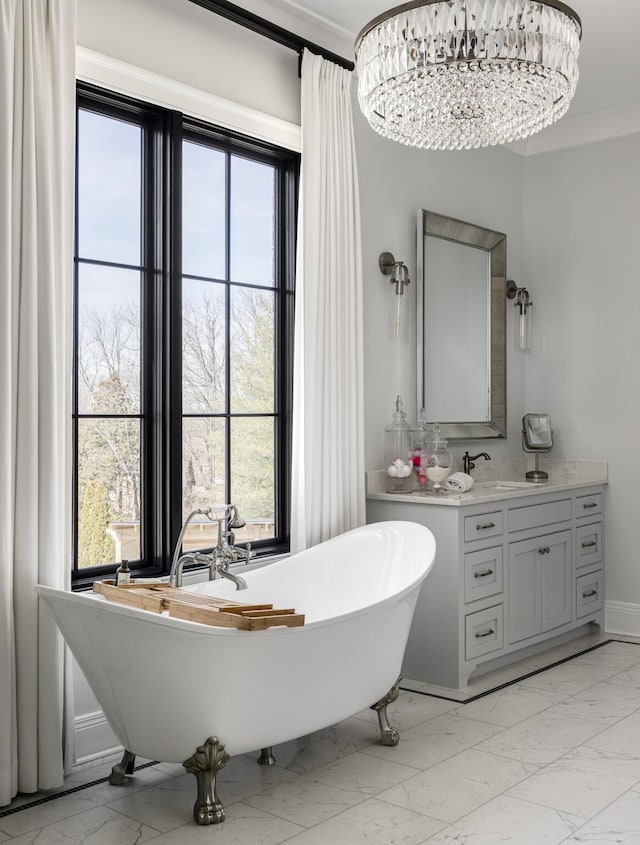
[421,424,452,493]
[384,395,414,493]
[412,408,433,490]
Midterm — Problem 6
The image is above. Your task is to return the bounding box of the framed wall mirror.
[417,210,507,440]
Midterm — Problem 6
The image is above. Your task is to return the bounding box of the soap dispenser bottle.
[115,559,131,586]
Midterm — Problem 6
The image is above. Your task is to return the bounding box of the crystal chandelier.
[355,0,582,150]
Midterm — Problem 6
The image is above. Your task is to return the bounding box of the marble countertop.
[366,458,607,508]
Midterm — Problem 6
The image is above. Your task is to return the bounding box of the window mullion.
[224,149,232,507]
[165,110,184,569]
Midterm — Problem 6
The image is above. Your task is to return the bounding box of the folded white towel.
[444,472,475,492]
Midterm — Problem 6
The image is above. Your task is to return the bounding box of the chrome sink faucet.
[463,451,491,475]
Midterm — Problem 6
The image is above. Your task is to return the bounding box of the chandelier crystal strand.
[355,0,581,150]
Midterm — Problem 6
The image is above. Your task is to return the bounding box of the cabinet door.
[508,539,541,644]
[508,530,572,645]
[540,530,572,633]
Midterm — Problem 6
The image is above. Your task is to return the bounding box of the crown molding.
[505,102,640,156]
[76,46,302,153]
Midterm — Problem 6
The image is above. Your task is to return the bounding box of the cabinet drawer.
[576,570,603,618]
[576,522,603,569]
[576,493,602,518]
[465,605,504,660]
[464,546,503,603]
[464,511,503,542]
[508,498,571,533]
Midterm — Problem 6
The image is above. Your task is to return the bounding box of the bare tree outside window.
[72,93,295,583]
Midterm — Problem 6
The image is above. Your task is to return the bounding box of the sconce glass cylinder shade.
[507,281,532,351]
[515,288,532,351]
[380,251,411,339]
[390,262,410,338]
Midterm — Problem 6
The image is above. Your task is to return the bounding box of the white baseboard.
[74,711,121,766]
[605,600,640,638]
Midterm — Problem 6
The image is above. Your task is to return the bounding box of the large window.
[73,84,297,587]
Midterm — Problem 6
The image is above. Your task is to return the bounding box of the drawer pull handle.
[582,589,598,598]
[474,569,494,579]
[476,522,496,530]
[538,546,550,555]
[582,502,598,509]
[475,628,495,639]
[581,541,598,549]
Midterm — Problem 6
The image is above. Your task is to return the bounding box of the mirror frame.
[417,209,507,440]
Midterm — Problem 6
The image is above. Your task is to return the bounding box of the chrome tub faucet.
[169,505,251,589]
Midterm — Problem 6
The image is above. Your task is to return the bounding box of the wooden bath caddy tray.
[93,580,304,631]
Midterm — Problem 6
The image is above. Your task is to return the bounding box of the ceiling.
[275,0,640,125]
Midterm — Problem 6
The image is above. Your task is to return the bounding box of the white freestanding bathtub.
[36,520,435,824]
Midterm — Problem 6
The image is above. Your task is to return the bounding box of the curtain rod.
[187,0,355,72]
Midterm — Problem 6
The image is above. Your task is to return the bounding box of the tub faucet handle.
[227,505,246,530]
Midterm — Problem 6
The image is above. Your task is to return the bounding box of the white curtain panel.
[0,0,76,805]
[291,50,365,552]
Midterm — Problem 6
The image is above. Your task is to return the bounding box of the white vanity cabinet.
[366,483,605,690]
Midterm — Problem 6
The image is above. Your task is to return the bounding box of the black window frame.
[72,82,298,590]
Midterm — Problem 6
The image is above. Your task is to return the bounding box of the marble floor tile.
[105,774,200,832]
[506,745,640,818]
[424,794,586,844]
[353,689,457,731]
[281,797,445,844]
[66,763,183,808]
[2,805,160,844]
[268,716,378,774]
[518,660,619,696]
[584,709,640,757]
[145,801,305,844]
[377,748,537,823]
[606,660,640,688]
[149,761,189,779]
[546,679,640,725]
[411,635,612,703]
[572,642,640,671]
[214,753,297,805]
[244,750,418,828]
[362,713,503,770]
[476,711,606,766]
[453,682,568,727]
[564,788,640,844]
[304,749,420,792]
[3,640,640,842]
[0,788,147,838]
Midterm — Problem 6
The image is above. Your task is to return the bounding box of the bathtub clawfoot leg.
[108,749,136,785]
[370,676,401,746]
[183,736,230,825]
[257,747,276,766]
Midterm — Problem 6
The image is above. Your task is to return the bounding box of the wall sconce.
[507,280,533,352]
[379,251,410,339]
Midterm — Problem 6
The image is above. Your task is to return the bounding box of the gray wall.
[353,104,526,470]
[524,134,640,612]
